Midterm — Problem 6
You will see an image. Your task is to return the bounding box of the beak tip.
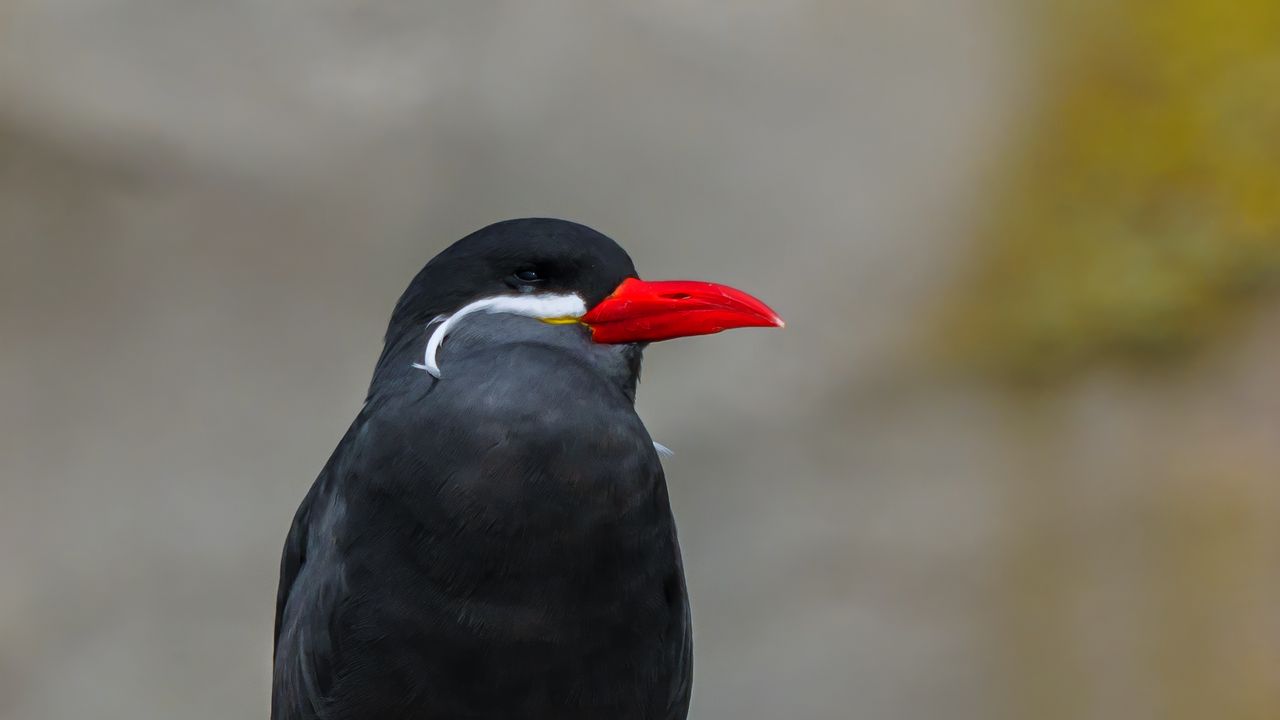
[759,309,785,329]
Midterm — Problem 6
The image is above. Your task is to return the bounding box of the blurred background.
[2,1,1278,718]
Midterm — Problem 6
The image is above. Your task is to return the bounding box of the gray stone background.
[3,3,1277,720]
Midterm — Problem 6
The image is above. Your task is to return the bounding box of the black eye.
[513,269,542,283]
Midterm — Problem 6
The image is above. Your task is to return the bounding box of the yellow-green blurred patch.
[941,1,1280,384]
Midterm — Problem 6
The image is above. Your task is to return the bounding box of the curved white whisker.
[415,294,586,378]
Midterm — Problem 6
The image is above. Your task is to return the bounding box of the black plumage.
[272,220,692,720]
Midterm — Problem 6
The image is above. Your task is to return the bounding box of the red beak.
[581,278,784,344]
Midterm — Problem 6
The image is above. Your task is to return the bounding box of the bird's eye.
[513,269,542,283]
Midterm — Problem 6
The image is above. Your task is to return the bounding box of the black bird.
[272,218,783,720]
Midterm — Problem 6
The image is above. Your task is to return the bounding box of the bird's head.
[379,218,783,380]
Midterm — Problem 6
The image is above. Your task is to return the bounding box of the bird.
[272,218,783,720]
